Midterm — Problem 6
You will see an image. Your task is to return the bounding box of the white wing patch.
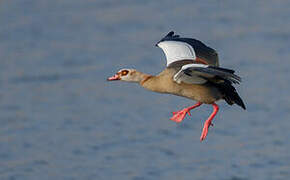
[157,41,196,66]
[180,63,209,70]
[174,64,209,84]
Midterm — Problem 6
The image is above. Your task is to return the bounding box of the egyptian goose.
[108,31,246,141]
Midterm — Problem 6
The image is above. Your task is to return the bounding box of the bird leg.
[200,103,219,141]
[170,102,202,123]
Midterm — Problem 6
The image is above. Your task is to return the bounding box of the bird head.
[107,69,142,82]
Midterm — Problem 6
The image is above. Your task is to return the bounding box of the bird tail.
[215,80,246,110]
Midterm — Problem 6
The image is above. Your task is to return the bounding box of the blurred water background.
[1,0,290,180]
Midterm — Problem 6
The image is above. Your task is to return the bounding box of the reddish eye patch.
[121,70,129,76]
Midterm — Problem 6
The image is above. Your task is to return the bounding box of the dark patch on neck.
[140,75,153,86]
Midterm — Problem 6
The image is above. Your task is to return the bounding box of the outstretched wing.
[156,31,219,67]
[173,64,241,85]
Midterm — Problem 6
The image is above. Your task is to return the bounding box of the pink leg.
[170,102,202,123]
[200,103,219,141]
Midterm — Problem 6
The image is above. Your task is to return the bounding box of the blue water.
[1,0,290,180]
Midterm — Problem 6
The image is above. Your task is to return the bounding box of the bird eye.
[121,70,129,76]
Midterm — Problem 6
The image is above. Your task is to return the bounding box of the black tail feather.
[215,80,246,110]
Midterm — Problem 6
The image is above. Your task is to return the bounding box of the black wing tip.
[166,31,180,38]
[208,66,235,74]
[166,31,175,37]
[156,31,180,46]
[156,31,216,52]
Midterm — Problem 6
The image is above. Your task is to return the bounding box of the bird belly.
[169,83,222,104]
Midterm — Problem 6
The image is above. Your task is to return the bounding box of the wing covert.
[173,64,241,85]
[157,41,196,66]
[156,31,219,67]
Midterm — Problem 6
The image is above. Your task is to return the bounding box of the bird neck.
[125,70,151,83]
[139,68,177,94]
[139,73,166,93]
[138,72,154,85]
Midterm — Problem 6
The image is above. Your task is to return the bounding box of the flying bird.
[107,31,246,141]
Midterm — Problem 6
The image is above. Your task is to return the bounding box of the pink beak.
[107,74,120,81]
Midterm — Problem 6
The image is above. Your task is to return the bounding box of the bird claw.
[200,123,210,141]
[200,103,219,141]
[170,108,191,123]
[200,121,214,141]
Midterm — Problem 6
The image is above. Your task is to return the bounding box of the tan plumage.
[140,68,222,104]
[107,31,245,141]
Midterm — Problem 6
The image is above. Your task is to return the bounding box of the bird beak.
[107,74,120,81]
